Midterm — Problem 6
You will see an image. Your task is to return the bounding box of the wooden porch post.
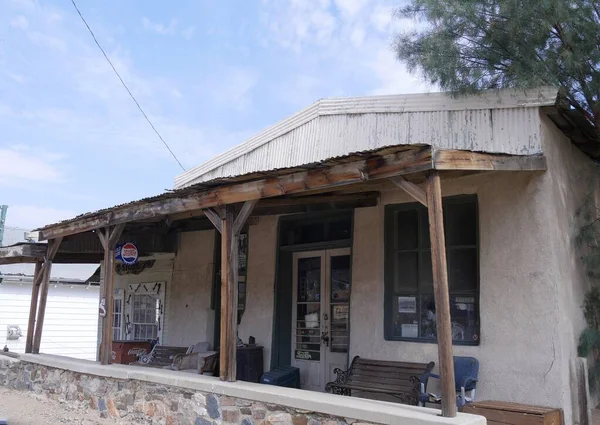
[32,237,63,354]
[97,224,125,365]
[205,201,257,382]
[25,261,44,353]
[425,171,457,417]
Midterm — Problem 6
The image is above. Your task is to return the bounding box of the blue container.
[260,366,300,389]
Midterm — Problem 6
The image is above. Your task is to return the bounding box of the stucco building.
[2,87,597,425]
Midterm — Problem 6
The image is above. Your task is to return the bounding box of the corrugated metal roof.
[175,87,559,188]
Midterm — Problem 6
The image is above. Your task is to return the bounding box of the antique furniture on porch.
[111,340,152,364]
[325,356,435,405]
[133,345,189,368]
[419,356,479,408]
[462,401,563,425]
[236,345,264,383]
[169,341,218,374]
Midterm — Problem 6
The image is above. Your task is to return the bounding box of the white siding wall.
[0,282,100,360]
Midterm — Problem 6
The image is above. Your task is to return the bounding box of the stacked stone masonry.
[0,357,379,425]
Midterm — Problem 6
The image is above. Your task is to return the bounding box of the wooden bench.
[133,345,190,368]
[325,356,435,405]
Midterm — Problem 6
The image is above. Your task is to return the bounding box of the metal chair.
[419,356,479,408]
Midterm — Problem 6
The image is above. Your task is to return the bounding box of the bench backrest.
[149,345,189,366]
[348,357,435,394]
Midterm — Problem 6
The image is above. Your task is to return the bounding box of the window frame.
[383,195,480,346]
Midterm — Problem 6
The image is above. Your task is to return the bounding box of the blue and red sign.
[116,242,139,265]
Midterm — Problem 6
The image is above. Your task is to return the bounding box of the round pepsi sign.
[120,242,139,265]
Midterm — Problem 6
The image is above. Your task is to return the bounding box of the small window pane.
[395,252,418,292]
[328,218,351,241]
[395,210,418,249]
[450,295,479,343]
[448,248,477,291]
[392,296,419,338]
[420,295,437,340]
[419,251,433,291]
[419,209,431,248]
[294,222,325,244]
[446,201,477,246]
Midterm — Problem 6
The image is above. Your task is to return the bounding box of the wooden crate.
[462,401,563,425]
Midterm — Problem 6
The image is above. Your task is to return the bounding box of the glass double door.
[291,248,351,392]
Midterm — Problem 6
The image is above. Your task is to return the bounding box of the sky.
[0,0,429,277]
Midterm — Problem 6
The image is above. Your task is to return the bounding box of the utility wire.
[69,0,186,171]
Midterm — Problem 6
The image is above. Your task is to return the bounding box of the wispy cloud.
[3,205,76,229]
[141,16,195,39]
[260,0,429,99]
[10,14,28,28]
[0,147,64,186]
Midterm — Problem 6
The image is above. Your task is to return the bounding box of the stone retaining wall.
[0,357,377,425]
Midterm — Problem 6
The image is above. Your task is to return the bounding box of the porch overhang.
[35,146,547,241]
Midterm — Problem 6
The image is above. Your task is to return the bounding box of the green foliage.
[576,199,600,391]
[393,0,600,133]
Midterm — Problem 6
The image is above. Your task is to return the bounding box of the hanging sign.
[116,242,139,265]
[99,297,107,318]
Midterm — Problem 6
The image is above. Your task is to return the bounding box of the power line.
[69,0,186,172]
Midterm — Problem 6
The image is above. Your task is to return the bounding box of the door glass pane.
[295,257,321,361]
[445,201,477,246]
[330,254,350,353]
[330,256,350,303]
[297,257,321,302]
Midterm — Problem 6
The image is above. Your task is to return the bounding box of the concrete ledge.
[8,353,485,425]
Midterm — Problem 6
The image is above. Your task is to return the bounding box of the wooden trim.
[433,150,547,171]
[233,200,257,236]
[38,148,434,240]
[219,205,237,381]
[25,261,43,353]
[425,172,457,417]
[390,176,427,206]
[204,208,222,234]
[32,237,62,354]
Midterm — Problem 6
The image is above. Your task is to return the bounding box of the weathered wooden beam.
[25,261,43,353]
[390,176,427,206]
[220,205,238,382]
[433,150,547,171]
[233,200,257,236]
[98,225,125,365]
[425,172,457,418]
[38,148,434,240]
[32,237,63,354]
[204,208,222,234]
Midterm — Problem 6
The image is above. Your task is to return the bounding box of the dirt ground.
[0,387,125,425]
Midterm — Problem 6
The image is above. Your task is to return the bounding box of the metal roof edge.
[174,87,559,188]
[174,100,322,188]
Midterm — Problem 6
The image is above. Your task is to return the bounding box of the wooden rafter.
[390,176,427,206]
[433,150,547,171]
[37,148,548,241]
[38,148,434,240]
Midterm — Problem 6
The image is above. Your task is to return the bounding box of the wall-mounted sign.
[116,259,155,276]
[116,242,139,265]
[295,350,320,361]
[99,297,107,318]
[398,296,417,314]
